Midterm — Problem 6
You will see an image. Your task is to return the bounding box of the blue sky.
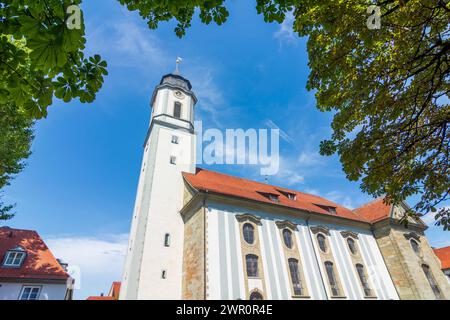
[1,1,448,299]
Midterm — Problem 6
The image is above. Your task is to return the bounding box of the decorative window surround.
[236,214,267,299]
[404,232,421,242]
[275,220,298,231]
[310,227,346,299]
[310,225,331,236]
[235,214,262,226]
[276,220,309,298]
[340,230,359,239]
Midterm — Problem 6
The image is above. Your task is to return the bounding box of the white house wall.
[0,282,67,300]
[206,201,399,300]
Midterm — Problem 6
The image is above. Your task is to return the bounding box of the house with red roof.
[0,227,74,300]
[434,246,450,283]
[119,71,450,300]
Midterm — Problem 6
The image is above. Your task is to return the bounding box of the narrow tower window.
[246,254,259,277]
[173,102,182,119]
[171,135,179,144]
[422,264,442,299]
[164,233,170,247]
[356,264,372,296]
[242,223,254,245]
[161,270,167,279]
[324,261,340,296]
[170,156,177,165]
[410,239,420,256]
[288,258,303,296]
[283,229,293,249]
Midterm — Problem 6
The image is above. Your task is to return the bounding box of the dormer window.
[258,192,280,203]
[315,204,337,215]
[3,247,26,267]
[277,190,297,201]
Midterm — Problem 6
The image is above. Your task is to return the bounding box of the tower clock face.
[174,90,185,99]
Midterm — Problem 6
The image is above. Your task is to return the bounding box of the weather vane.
[175,57,183,74]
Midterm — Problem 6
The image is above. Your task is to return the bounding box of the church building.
[119,69,450,300]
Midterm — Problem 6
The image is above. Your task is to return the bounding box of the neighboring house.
[433,246,450,284]
[119,70,450,300]
[87,282,121,300]
[0,227,73,300]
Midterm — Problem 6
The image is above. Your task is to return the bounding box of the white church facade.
[119,71,450,300]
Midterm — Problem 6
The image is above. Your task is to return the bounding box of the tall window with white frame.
[19,286,40,300]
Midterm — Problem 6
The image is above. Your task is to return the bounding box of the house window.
[246,254,259,277]
[171,135,179,144]
[173,102,182,119]
[410,239,420,256]
[347,238,357,255]
[164,233,170,247]
[356,264,372,296]
[170,156,177,165]
[19,286,40,300]
[422,264,442,299]
[283,229,293,249]
[317,234,327,253]
[249,291,263,300]
[324,261,340,296]
[243,223,254,245]
[161,270,167,279]
[288,258,303,296]
[3,248,26,267]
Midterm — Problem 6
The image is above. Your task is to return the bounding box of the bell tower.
[120,62,197,299]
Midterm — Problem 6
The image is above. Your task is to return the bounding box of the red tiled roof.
[434,246,450,270]
[110,281,121,300]
[87,281,121,301]
[353,198,392,223]
[0,227,68,280]
[183,168,368,223]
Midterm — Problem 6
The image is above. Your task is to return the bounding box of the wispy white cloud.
[325,190,355,209]
[298,151,324,167]
[273,12,298,45]
[45,233,128,300]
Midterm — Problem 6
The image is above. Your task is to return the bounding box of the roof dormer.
[2,246,26,268]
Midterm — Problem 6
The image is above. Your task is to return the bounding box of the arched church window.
[249,291,263,300]
[246,254,259,277]
[283,229,293,249]
[356,264,372,296]
[410,239,420,256]
[174,102,182,119]
[347,238,357,255]
[317,234,327,253]
[422,264,442,299]
[324,261,340,296]
[243,223,254,245]
[288,258,303,296]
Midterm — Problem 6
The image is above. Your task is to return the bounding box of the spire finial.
[174,57,183,75]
